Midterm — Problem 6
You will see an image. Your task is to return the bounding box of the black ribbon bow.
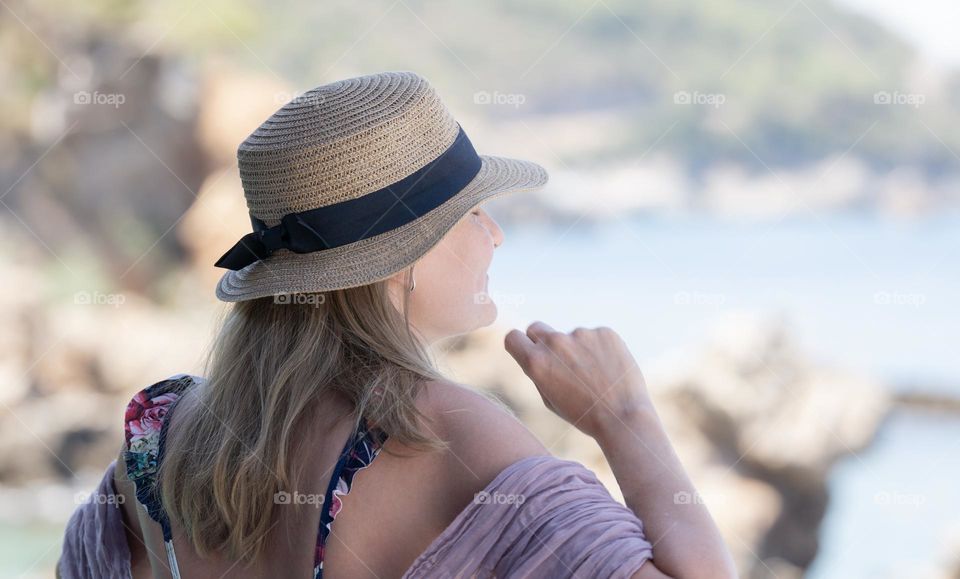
[213,213,331,270]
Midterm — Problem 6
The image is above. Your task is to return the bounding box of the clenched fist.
[503,321,653,440]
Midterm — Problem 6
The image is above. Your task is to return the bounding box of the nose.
[486,212,505,248]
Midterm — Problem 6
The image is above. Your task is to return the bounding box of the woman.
[59,71,735,578]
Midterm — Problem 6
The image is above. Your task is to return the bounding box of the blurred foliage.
[2,0,959,173]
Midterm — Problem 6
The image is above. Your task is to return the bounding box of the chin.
[465,290,498,329]
[477,299,498,326]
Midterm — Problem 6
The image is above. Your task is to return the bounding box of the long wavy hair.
[158,269,447,563]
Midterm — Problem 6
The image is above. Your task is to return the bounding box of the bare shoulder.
[413,378,551,491]
[326,378,553,573]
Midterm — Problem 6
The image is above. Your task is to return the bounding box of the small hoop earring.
[408,265,416,292]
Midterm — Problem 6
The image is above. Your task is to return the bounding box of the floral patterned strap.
[122,374,199,539]
[314,416,388,578]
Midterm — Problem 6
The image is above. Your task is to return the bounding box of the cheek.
[409,255,491,321]
[416,266,484,311]
[406,221,495,323]
[455,228,495,278]
[431,224,493,282]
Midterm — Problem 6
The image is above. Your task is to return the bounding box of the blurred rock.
[0,236,207,483]
[656,313,890,577]
[195,61,292,166]
[3,42,209,298]
[182,63,302,288]
[178,169,250,290]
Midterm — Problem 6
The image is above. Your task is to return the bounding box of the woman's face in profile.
[391,205,505,345]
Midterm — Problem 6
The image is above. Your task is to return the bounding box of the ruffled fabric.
[58,460,132,579]
[402,455,655,579]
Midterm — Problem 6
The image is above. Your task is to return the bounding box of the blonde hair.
[159,271,446,563]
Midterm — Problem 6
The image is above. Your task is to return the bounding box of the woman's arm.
[595,405,737,579]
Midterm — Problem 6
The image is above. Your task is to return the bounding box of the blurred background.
[1,0,958,577]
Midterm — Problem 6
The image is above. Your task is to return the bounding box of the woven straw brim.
[215,154,547,302]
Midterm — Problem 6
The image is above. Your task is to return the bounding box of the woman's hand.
[504,321,654,440]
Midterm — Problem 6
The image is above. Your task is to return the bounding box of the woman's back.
[118,375,551,579]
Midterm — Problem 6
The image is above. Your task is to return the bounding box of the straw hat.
[213,71,548,302]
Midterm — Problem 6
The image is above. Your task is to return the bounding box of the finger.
[526,321,557,344]
[504,329,535,367]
